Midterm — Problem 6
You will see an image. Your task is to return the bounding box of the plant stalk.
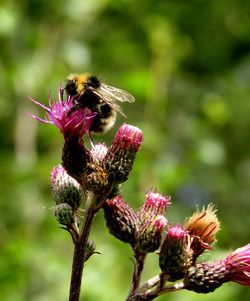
[68,199,96,301]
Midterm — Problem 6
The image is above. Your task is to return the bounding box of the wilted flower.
[184,244,250,293]
[29,86,95,139]
[184,204,220,261]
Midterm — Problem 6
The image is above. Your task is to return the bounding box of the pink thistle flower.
[138,191,171,219]
[225,243,250,286]
[29,85,95,139]
[103,123,143,183]
[135,191,170,253]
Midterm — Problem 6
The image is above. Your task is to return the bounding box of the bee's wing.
[99,84,135,103]
[90,83,135,116]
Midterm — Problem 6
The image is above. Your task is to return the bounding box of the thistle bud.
[103,124,143,184]
[54,203,75,226]
[137,191,171,222]
[184,244,250,293]
[184,204,220,261]
[135,191,170,253]
[184,260,228,293]
[103,195,137,245]
[50,165,83,209]
[136,215,167,253]
[159,225,191,281]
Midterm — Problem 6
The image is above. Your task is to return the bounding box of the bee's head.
[65,73,90,95]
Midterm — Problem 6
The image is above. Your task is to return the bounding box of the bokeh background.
[1,0,250,300]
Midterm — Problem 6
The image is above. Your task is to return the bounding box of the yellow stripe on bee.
[67,73,90,94]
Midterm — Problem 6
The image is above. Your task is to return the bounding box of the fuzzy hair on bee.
[65,73,135,134]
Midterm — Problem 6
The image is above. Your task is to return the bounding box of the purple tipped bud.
[135,191,170,253]
[103,195,137,245]
[54,203,75,226]
[159,225,191,281]
[103,124,143,184]
[137,191,171,221]
[184,244,250,293]
[136,215,167,253]
[50,165,83,209]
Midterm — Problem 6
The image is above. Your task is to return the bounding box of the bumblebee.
[65,73,135,134]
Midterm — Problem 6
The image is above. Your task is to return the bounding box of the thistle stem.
[127,251,146,300]
[68,196,96,301]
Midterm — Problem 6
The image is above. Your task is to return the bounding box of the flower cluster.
[30,83,250,301]
[103,192,170,254]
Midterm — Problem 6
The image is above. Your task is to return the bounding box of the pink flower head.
[154,215,168,230]
[225,243,250,286]
[112,123,143,151]
[29,85,95,138]
[167,224,188,240]
[144,191,171,211]
[138,191,171,220]
[103,123,143,184]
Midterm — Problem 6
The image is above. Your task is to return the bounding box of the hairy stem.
[68,194,96,301]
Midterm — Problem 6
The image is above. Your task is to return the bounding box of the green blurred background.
[1,0,250,300]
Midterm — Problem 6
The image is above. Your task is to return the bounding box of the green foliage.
[1,0,250,300]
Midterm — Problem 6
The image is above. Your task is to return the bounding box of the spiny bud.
[137,191,171,222]
[184,244,250,293]
[103,195,137,245]
[159,225,191,281]
[103,124,143,184]
[135,191,170,253]
[184,260,228,293]
[184,204,220,261]
[136,215,167,253]
[50,165,83,209]
[54,203,75,226]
